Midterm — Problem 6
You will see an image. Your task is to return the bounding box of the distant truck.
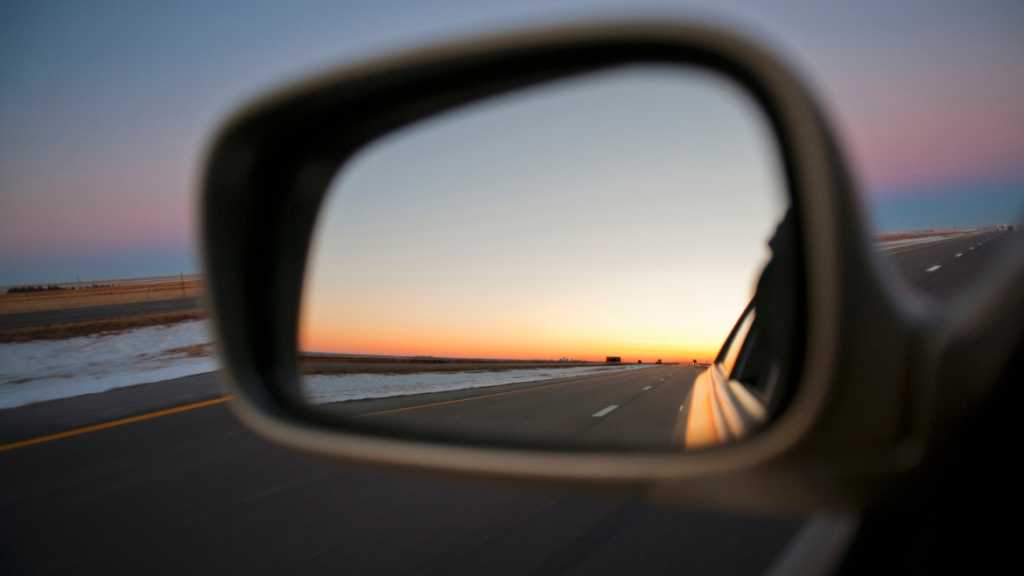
[656,359,662,364]
[606,356,621,363]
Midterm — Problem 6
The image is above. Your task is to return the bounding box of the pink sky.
[819,55,1024,195]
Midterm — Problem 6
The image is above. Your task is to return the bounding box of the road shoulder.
[0,371,221,445]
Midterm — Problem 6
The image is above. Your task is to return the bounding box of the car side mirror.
[200,20,1024,515]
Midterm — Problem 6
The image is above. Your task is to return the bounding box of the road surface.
[320,364,696,450]
[0,372,800,575]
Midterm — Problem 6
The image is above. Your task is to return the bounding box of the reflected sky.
[301,67,787,362]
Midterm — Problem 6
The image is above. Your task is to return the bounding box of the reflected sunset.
[300,66,787,365]
[299,276,746,363]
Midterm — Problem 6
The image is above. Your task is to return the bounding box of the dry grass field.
[299,355,640,376]
[0,276,203,315]
[0,310,206,343]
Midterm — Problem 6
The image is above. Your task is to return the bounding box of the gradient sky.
[300,66,786,362]
[2,0,1022,285]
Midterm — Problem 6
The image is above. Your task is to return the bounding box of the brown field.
[0,276,203,315]
[0,310,206,343]
[299,355,642,376]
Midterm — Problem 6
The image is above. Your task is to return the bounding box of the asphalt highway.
[322,365,697,450]
[0,373,801,575]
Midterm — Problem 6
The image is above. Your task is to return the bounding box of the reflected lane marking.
[926,265,941,272]
[353,372,616,418]
[643,386,652,390]
[0,396,233,453]
[593,405,619,417]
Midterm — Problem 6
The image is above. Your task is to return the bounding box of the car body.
[675,304,770,449]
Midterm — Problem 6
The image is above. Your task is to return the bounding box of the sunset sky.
[300,66,786,362]
[2,2,1022,299]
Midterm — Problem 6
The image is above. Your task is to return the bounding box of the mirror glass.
[300,65,793,451]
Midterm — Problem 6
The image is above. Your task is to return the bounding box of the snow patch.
[0,320,217,409]
[303,363,657,405]
[875,236,949,250]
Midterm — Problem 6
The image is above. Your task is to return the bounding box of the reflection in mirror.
[866,181,1024,302]
[300,65,794,451]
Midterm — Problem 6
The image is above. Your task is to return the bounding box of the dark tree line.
[6,284,109,294]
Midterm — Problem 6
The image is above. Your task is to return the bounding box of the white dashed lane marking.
[955,253,962,257]
[593,405,619,417]
[926,265,941,272]
[642,386,652,391]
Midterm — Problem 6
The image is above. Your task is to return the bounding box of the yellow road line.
[0,396,234,453]
[353,371,636,418]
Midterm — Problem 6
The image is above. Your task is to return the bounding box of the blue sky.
[1,0,1023,284]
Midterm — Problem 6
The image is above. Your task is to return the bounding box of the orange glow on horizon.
[298,313,727,365]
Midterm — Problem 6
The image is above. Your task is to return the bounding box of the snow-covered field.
[1,319,656,410]
[303,363,657,405]
[875,235,950,250]
[0,320,217,409]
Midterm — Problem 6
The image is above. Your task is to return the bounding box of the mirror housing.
[201,20,1024,512]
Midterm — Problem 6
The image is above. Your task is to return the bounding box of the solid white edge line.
[762,514,860,576]
[592,405,618,417]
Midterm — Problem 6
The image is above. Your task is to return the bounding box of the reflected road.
[324,365,698,449]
